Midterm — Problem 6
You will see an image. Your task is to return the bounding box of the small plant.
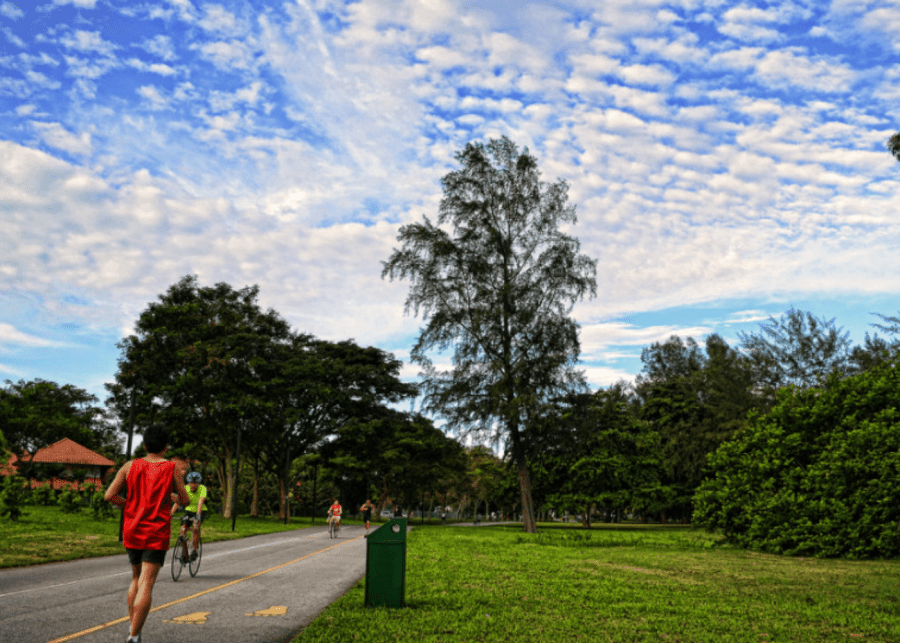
[91,491,114,519]
[32,484,55,506]
[0,476,27,521]
[58,487,83,514]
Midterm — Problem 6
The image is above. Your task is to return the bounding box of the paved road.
[0,524,375,643]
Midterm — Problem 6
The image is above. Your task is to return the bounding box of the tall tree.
[107,275,292,517]
[737,308,851,401]
[382,136,597,532]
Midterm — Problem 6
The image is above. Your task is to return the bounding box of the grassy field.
[0,505,356,568]
[297,523,900,643]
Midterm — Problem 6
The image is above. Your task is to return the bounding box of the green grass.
[0,505,355,568]
[297,523,900,643]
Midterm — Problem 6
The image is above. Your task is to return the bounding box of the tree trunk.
[250,460,259,518]
[517,460,537,533]
[221,443,234,518]
[278,476,287,521]
[584,503,592,529]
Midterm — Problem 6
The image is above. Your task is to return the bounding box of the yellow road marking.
[164,611,210,624]
[246,605,287,617]
[44,534,364,643]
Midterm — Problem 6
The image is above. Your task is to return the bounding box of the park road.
[0,524,382,643]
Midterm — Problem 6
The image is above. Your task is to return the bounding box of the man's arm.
[173,467,191,507]
[104,461,132,507]
[197,487,207,513]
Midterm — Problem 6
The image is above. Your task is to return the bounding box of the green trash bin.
[365,518,407,608]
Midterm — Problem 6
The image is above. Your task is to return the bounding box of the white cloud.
[199,4,238,34]
[0,324,64,347]
[137,85,169,110]
[580,322,715,354]
[754,49,856,93]
[581,365,638,388]
[0,362,23,375]
[138,35,177,61]
[0,2,23,19]
[3,26,24,47]
[197,40,256,69]
[59,30,116,56]
[30,121,92,154]
[718,22,784,43]
[53,0,98,7]
[126,58,177,76]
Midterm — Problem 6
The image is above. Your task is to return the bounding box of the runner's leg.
[129,562,162,637]
[127,564,141,627]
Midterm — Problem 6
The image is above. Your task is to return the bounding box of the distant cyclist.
[359,499,375,532]
[172,471,207,561]
[328,497,342,530]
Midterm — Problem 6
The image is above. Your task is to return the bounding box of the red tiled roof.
[28,438,115,467]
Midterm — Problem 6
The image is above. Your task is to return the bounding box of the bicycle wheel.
[329,519,335,538]
[171,537,185,581]
[188,537,202,577]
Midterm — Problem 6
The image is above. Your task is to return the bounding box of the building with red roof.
[3,438,116,490]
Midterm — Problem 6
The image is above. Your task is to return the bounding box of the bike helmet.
[186,471,202,483]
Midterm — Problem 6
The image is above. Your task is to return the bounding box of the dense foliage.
[694,357,900,558]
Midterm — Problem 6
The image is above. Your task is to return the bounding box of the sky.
[2,0,899,414]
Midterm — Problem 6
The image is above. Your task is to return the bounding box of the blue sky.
[2,0,899,409]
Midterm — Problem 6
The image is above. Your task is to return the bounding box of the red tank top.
[124,458,175,551]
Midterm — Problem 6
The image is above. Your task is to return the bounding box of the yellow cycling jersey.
[185,484,207,513]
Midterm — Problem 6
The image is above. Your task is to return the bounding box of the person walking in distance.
[105,425,190,643]
[359,499,376,532]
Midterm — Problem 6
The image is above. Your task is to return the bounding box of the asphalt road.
[0,524,376,643]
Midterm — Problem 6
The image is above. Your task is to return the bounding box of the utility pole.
[118,389,136,543]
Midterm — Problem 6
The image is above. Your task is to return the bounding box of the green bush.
[91,491,114,519]
[694,359,900,559]
[58,488,83,514]
[31,484,55,506]
[1,476,28,521]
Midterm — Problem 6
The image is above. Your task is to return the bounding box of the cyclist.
[172,471,207,561]
[327,497,342,531]
[359,499,375,532]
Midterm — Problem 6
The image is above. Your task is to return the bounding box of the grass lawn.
[297,523,900,643]
[0,505,358,568]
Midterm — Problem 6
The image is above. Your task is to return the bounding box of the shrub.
[58,487,83,513]
[91,491,115,519]
[32,484,55,506]
[694,359,900,558]
[1,475,28,521]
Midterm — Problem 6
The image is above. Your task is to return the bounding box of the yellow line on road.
[45,534,365,643]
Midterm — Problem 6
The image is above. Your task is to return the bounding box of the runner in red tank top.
[106,425,190,643]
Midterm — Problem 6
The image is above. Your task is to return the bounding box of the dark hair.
[142,424,170,454]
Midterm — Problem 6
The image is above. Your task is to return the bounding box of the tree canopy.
[382,136,597,532]
[737,307,851,399]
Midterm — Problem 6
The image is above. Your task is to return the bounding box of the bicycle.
[328,514,340,538]
[171,514,202,581]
